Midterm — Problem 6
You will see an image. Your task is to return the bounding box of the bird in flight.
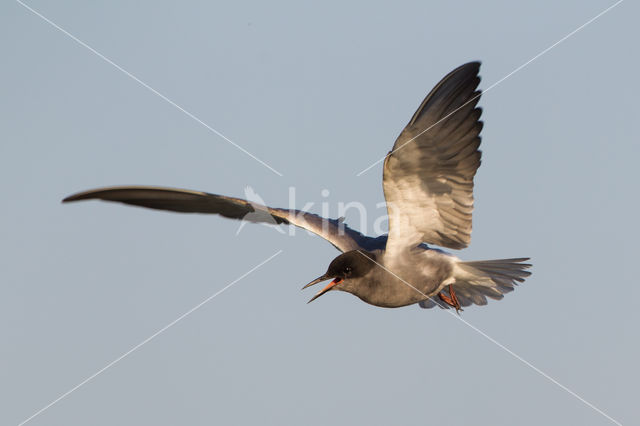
[64,62,531,312]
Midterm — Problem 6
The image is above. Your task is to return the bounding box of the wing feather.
[383,62,483,251]
[63,186,366,252]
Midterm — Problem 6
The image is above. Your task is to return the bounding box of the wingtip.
[61,188,105,203]
[459,61,481,72]
[515,258,533,270]
[61,192,87,203]
[459,61,482,80]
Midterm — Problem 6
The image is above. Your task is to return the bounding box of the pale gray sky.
[1,1,638,425]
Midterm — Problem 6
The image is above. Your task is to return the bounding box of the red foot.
[438,284,463,313]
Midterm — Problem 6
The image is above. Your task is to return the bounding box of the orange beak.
[305,277,344,303]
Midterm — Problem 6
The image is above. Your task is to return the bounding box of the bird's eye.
[344,267,352,274]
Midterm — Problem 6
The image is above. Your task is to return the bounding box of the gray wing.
[383,62,483,252]
[62,186,367,252]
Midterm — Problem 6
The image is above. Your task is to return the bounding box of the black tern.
[64,62,531,311]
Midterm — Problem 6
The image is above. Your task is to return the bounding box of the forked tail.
[419,257,532,309]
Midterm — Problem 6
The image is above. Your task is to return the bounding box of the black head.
[326,250,376,280]
[302,250,376,303]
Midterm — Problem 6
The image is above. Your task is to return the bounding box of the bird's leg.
[449,284,461,313]
[438,285,462,313]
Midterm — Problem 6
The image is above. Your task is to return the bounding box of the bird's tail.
[419,257,532,309]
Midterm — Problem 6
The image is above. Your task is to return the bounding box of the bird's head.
[302,250,376,303]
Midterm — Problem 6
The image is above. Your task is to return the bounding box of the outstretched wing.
[383,62,483,252]
[63,186,367,252]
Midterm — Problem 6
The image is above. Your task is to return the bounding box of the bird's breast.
[349,250,454,308]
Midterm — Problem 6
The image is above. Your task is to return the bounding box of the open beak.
[302,274,329,290]
[302,274,344,303]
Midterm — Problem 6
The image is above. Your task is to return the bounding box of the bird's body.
[64,61,531,311]
[335,248,453,308]
[306,246,529,309]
